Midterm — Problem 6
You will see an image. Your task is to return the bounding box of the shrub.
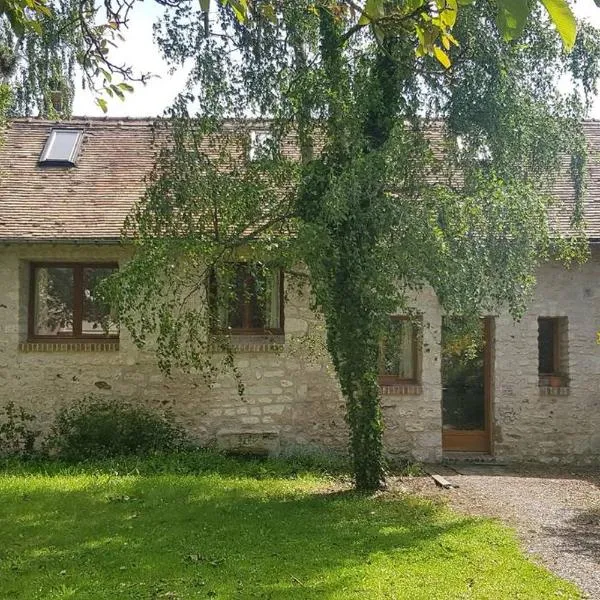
[0,401,39,457]
[46,395,187,460]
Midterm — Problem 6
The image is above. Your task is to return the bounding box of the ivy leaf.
[496,0,528,42]
[358,0,384,26]
[433,45,451,68]
[539,0,577,51]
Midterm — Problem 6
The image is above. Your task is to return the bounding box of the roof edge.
[0,238,124,245]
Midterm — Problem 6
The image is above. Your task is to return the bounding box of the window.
[29,263,118,339]
[379,317,419,385]
[39,129,83,166]
[538,317,568,386]
[248,131,274,161]
[210,264,283,334]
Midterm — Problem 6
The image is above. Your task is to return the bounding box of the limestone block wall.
[0,243,443,462]
[381,286,443,463]
[493,247,600,464]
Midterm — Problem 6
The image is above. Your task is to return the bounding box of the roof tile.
[1,117,599,241]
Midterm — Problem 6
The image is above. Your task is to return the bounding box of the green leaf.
[118,82,134,93]
[539,0,577,51]
[110,84,125,100]
[434,45,451,68]
[95,98,108,113]
[199,0,210,11]
[438,0,457,28]
[227,0,247,23]
[372,23,385,44]
[496,0,528,41]
[27,19,42,35]
[358,0,384,26]
[261,3,277,24]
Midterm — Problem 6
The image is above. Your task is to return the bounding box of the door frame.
[442,316,494,454]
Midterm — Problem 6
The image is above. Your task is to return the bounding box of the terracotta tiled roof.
[0,117,157,242]
[549,121,600,240]
[0,117,599,242]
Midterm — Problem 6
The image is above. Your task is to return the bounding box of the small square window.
[39,129,83,166]
[210,263,283,334]
[248,131,275,161]
[378,317,420,385]
[30,263,118,339]
[538,317,569,387]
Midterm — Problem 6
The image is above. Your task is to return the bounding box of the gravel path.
[397,465,600,598]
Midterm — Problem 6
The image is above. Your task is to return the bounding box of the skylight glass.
[39,129,83,166]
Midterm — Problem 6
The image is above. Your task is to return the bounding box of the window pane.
[226,266,248,329]
[82,267,118,336]
[34,267,74,335]
[538,318,556,374]
[40,129,82,164]
[381,319,415,380]
[442,316,486,431]
[217,265,281,331]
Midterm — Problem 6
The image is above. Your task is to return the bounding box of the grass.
[0,451,581,599]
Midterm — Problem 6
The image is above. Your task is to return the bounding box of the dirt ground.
[394,464,600,599]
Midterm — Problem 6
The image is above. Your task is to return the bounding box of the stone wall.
[493,246,600,464]
[1,242,597,464]
[0,243,443,462]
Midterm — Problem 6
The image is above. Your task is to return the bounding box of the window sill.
[216,342,284,353]
[380,383,423,396]
[539,386,570,396]
[210,334,285,353]
[19,340,120,353]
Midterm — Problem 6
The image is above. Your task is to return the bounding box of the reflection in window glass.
[215,264,282,332]
[380,318,417,381]
[31,264,118,338]
[34,267,74,335]
[82,267,118,335]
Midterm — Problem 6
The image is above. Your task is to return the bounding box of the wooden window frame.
[28,262,119,342]
[378,316,420,386]
[209,265,285,336]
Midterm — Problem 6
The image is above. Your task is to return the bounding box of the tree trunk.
[346,379,385,491]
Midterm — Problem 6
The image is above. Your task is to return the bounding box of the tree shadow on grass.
[0,470,490,600]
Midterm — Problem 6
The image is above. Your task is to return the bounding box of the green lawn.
[0,452,581,599]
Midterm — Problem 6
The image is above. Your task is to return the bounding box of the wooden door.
[442,317,492,453]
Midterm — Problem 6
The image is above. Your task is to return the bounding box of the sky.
[72,0,600,119]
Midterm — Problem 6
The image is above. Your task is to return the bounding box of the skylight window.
[39,129,83,166]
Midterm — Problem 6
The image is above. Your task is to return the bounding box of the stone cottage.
[0,117,598,464]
